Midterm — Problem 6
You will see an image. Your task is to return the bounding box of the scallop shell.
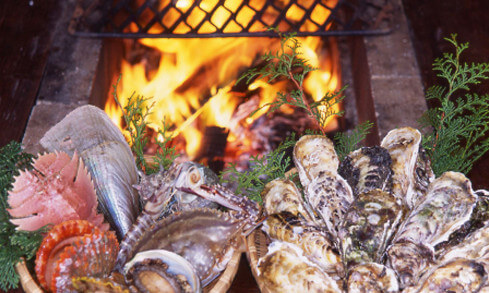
[123,250,201,293]
[40,105,140,240]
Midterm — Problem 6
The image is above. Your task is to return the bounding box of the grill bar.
[69,0,393,38]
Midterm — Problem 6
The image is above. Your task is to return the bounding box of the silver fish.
[40,105,139,240]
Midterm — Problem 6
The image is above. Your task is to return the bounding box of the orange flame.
[105,0,341,161]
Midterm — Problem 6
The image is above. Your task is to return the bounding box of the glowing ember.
[105,0,341,164]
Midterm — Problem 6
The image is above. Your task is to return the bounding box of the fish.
[40,105,140,240]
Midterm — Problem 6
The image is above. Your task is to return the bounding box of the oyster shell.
[403,259,487,293]
[380,127,424,207]
[346,263,399,293]
[251,126,488,291]
[293,135,338,186]
[338,146,393,196]
[393,171,477,248]
[40,105,140,240]
[124,250,200,293]
[262,211,342,276]
[262,178,315,223]
[339,189,403,267]
[258,241,342,293]
[293,135,354,235]
[388,171,478,287]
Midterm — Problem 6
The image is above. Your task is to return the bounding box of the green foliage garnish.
[238,29,345,135]
[419,34,489,176]
[334,121,374,161]
[112,76,178,174]
[0,141,46,291]
[220,135,297,203]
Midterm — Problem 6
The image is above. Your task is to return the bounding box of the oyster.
[40,105,140,240]
[262,178,315,223]
[346,263,399,293]
[262,211,342,276]
[387,171,478,287]
[338,146,393,196]
[403,259,487,293]
[339,189,403,267]
[124,250,200,293]
[393,171,477,247]
[251,127,489,292]
[380,127,424,207]
[293,135,354,235]
[258,241,342,293]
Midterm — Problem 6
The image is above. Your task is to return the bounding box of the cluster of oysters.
[255,127,489,292]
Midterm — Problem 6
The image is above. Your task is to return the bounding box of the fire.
[105,0,341,163]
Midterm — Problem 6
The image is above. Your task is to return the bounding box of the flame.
[105,0,341,161]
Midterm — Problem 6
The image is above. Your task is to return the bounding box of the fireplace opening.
[83,0,393,171]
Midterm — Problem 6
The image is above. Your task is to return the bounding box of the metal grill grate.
[69,0,393,38]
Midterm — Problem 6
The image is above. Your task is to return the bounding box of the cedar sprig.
[0,141,47,291]
[112,76,179,174]
[334,121,374,161]
[238,29,345,135]
[220,134,297,203]
[419,34,489,176]
[152,119,179,171]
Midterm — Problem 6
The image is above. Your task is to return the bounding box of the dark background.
[1,0,489,292]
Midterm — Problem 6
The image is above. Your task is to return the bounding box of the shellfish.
[258,241,342,293]
[252,126,489,292]
[123,250,201,293]
[116,163,260,287]
[7,151,107,231]
[293,135,354,235]
[40,105,140,240]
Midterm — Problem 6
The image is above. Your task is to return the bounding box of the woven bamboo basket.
[245,229,271,293]
[16,249,242,293]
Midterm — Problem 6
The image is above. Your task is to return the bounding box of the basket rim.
[245,229,271,293]
[16,249,242,293]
